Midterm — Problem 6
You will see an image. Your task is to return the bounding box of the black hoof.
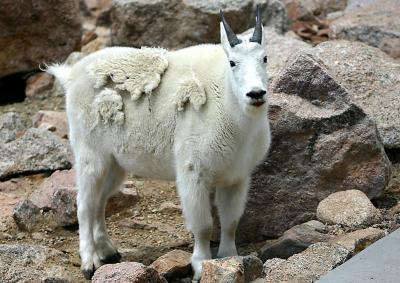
[82,267,95,280]
[101,251,122,264]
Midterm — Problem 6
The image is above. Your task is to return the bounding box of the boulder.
[263,242,351,282]
[283,0,347,22]
[32,110,69,139]
[317,190,380,227]
[111,0,289,49]
[237,52,391,241]
[0,0,82,78]
[0,112,25,143]
[150,249,192,280]
[25,72,55,99]
[259,220,331,261]
[329,227,386,253]
[329,0,400,59]
[0,244,74,282]
[312,40,400,148]
[201,255,263,283]
[0,128,72,180]
[13,169,139,230]
[92,262,167,283]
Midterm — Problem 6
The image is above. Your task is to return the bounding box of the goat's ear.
[220,22,231,54]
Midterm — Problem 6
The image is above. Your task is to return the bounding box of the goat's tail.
[43,63,72,90]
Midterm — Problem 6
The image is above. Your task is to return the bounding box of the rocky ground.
[1,0,400,282]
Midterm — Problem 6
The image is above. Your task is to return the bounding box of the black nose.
[246,90,266,99]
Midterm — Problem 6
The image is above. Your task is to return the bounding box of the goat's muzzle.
[247,90,266,107]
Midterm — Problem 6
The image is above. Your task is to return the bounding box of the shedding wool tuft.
[93,88,125,126]
[87,47,168,101]
[174,78,207,111]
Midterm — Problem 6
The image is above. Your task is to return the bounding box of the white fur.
[48,23,271,280]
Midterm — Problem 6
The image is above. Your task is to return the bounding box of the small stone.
[259,220,332,261]
[264,243,351,282]
[329,227,386,253]
[32,110,68,139]
[201,256,244,283]
[317,190,379,227]
[150,249,192,280]
[243,255,263,282]
[106,186,139,216]
[159,201,182,214]
[92,262,167,283]
[12,199,40,232]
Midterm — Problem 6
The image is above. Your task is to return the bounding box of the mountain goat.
[48,7,270,280]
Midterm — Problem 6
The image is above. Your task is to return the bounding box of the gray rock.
[329,227,386,253]
[110,0,289,49]
[0,112,25,143]
[243,255,264,282]
[237,52,391,241]
[12,199,40,232]
[0,244,74,282]
[317,189,380,227]
[262,258,286,277]
[312,40,400,149]
[259,220,331,261]
[92,262,167,283]
[329,0,400,59]
[150,249,192,280]
[201,255,262,283]
[263,242,351,283]
[0,0,81,78]
[13,169,139,230]
[0,128,72,180]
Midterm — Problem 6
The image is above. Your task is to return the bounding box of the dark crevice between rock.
[0,72,30,105]
[385,148,400,164]
[0,167,71,182]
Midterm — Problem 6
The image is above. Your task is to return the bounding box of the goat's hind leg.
[76,148,109,279]
[93,162,125,264]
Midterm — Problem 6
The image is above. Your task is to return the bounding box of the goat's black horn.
[220,10,242,47]
[250,5,263,44]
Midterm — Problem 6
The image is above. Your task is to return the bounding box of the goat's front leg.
[215,178,249,258]
[176,166,213,281]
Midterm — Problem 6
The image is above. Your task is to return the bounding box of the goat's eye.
[263,56,268,63]
[229,60,236,67]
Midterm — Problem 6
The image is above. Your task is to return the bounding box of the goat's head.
[220,6,268,115]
